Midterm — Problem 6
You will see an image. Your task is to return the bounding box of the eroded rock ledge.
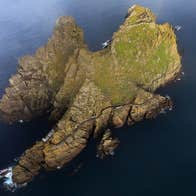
[0,5,181,188]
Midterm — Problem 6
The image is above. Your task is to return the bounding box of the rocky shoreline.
[0,5,181,190]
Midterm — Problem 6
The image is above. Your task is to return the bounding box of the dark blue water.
[0,0,196,195]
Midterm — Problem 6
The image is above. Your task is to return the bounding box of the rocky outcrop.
[0,5,181,188]
[97,129,120,159]
[0,16,86,123]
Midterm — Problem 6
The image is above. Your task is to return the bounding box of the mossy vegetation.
[91,5,180,104]
[92,52,137,104]
[112,21,180,89]
[0,5,181,122]
[39,5,180,105]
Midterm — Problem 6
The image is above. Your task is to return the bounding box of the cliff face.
[0,16,86,123]
[0,5,181,187]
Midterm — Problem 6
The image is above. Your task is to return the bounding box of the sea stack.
[0,5,181,188]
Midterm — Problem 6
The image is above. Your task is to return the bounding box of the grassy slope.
[92,5,180,104]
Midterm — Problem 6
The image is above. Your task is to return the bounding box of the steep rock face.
[97,129,120,159]
[0,17,85,123]
[0,5,181,187]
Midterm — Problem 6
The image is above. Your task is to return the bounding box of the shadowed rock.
[0,5,181,187]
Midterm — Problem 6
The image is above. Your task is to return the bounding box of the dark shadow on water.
[0,116,52,168]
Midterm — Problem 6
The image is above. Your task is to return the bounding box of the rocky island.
[0,5,181,190]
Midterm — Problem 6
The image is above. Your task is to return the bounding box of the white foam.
[174,25,182,31]
[0,166,28,192]
[19,119,24,123]
[42,129,55,142]
[1,167,17,192]
[102,40,111,48]
[110,151,115,156]
[160,109,166,114]
[131,5,136,9]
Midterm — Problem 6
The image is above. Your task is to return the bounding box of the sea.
[0,0,196,195]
